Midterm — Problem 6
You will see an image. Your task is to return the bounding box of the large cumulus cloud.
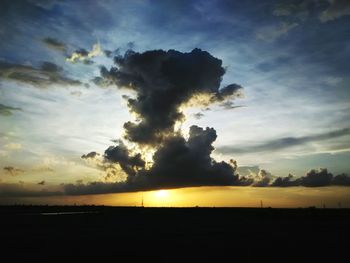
[67,125,240,195]
[67,48,245,194]
[101,48,242,144]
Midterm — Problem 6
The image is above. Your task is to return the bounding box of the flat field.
[1,206,349,261]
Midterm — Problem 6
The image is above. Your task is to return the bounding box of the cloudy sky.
[1,0,350,207]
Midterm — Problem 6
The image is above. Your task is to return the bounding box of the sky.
[0,0,350,207]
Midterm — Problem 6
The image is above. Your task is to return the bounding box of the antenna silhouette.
[260,200,263,208]
[141,193,144,207]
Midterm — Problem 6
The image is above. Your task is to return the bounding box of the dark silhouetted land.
[1,206,349,260]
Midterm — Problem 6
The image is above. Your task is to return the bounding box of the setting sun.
[154,190,169,199]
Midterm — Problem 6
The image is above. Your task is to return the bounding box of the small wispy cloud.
[0,104,22,116]
[37,180,45,185]
[256,22,298,42]
[217,128,350,155]
[3,166,24,176]
[0,61,81,88]
[4,143,22,150]
[272,0,350,23]
[193,112,204,119]
[42,37,66,52]
[66,42,103,63]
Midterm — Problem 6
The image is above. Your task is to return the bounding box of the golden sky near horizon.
[2,186,349,208]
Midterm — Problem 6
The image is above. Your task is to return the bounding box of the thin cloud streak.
[218,128,350,155]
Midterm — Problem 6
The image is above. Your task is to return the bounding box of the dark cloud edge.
[1,168,349,197]
[58,168,350,196]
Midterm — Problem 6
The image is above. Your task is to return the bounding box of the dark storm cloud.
[42,37,66,52]
[271,168,350,187]
[65,125,240,195]
[217,128,350,154]
[79,48,246,192]
[3,166,24,176]
[136,126,238,188]
[0,61,81,87]
[104,142,145,177]
[101,48,242,144]
[0,103,22,116]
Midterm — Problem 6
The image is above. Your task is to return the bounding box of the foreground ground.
[1,206,349,261]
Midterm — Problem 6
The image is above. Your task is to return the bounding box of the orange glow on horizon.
[154,190,169,199]
[2,186,350,208]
